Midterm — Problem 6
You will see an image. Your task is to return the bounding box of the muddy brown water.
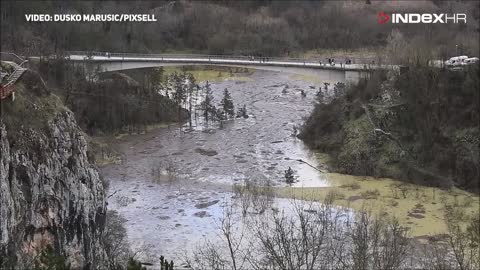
[100,69,354,264]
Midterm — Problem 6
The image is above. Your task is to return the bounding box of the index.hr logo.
[378,12,467,24]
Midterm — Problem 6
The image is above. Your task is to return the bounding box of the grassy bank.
[277,172,479,237]
[162,66,253,83]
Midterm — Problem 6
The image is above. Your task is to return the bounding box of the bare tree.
[103,210,131,269]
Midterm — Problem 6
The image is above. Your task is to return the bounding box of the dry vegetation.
[187,189,479,270]
[278,173,479,237]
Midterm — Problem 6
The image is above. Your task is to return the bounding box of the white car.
[464,57,479,64]
[445,55,468,66]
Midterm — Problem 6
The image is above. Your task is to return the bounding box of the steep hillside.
[300,65,479,192]
[36,60,188,136]
[1,1,478,57]
[0,70,107,268]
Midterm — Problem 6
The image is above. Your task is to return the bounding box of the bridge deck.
[65,52,398,72]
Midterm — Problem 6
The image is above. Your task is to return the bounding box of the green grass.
[277,173,479,237]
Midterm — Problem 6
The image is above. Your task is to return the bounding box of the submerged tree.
[220,88,235,119]
[201,81,216,122]
[236,104,248,119]
[333,82,346,97]
[323,82,330,91]
[316,87,324,103]
[300,89,307,98]
[172,72,188,129]
[285,167,295,184]
[186,73,197,127]
[173,72,187,106]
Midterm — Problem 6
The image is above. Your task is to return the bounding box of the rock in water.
[195,148,218,156]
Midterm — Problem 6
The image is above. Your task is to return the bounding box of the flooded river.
[100,69,353,263]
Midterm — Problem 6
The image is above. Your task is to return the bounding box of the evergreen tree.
[171,72,187,125]
[149,67,163,94]
[187,73,197,127]
[285,167,295,184]
[173,72,186,106]
[220,88,235,119]
[201,81,216,122]
[165,72,176,98]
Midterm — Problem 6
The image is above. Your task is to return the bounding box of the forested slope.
[1,1,478,57]
[300,65,479,192]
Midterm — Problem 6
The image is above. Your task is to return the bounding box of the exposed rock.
[0,110,107,269]
[195,148,218,156]
[407,213,425,219]
[194,200,220,209]
[193,211,211,218]
[347,195,363,202]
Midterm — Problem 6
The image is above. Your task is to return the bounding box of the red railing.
[0,83,16,100]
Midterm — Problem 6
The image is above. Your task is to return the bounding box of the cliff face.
[0,109,107,268]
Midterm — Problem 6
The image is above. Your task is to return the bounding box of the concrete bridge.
[61,51,397,83]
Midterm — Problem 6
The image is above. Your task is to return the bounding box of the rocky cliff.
[0,72,107,269]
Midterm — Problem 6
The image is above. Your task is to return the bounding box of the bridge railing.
[63,51,393,72]
[0,52,28,66]
[64,51,369,65]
